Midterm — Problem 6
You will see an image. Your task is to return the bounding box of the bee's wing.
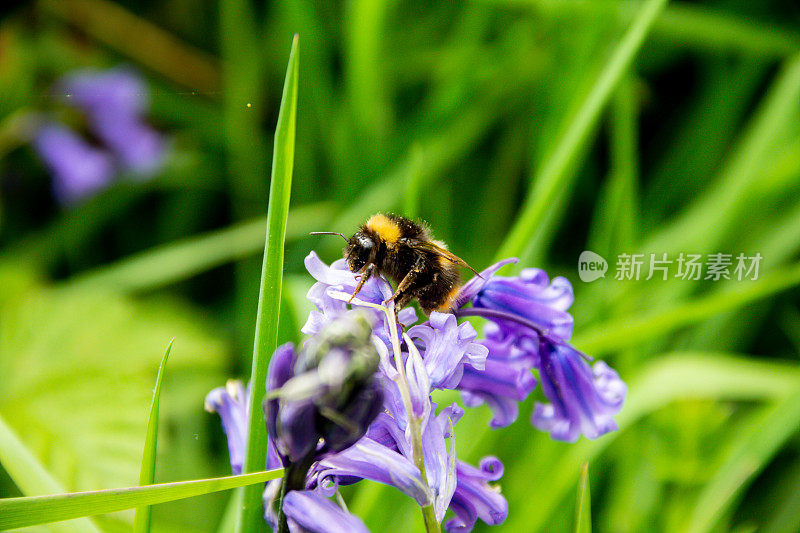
[410,239,483,278]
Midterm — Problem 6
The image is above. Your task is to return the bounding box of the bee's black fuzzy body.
[344,213,464,315]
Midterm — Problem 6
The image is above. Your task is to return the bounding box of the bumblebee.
[312,213,480,315]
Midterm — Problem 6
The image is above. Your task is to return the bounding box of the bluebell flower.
[302,252,418,347]
[406,311,487,389]
[445,457,508,532]
[204,380,250,475]
[59,67,166,174]
[264,311,384,464]
[207,251,622,531]
[532,338,627,442]
[458,322,538,428]
[33,123,115,204]
[454,259,627,441]
[59,67,148,117]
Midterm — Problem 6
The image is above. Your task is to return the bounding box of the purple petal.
[407,312,488,390]
[445,457,508,532]
[323,380,385,454]
[282,490,369,533]
[532,339,626,442]
[277,398,318,463]
[405,340,432,420]
[265,343,299,452]
[316,437,430,506]
[473,269,575,341]
[451,258,519,309]
[204,380,249,474]
[34,123,115,204]
[456,331,538,428]
[301,252,413,348]
[458,357,537,429]
[421,403,462,521]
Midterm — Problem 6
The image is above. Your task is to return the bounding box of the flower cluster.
[206,252,627,532]
[33,67,166,204]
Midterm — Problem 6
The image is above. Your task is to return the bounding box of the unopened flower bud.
[265,310,383,464]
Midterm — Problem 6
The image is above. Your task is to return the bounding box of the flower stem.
[276,456,315,533]
[383,304,440,533]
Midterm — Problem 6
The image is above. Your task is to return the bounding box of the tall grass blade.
[497,0,668,261]
[133,339,174,533]
[238,34,299,532]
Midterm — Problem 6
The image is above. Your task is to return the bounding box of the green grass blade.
[0,412,100,533]
[488,0,800,57]
[574,262,800,355]
[40,0,221,92]
[589,75,639,257]
[500,353,800,531]
[69,202,333,293]
[644,53,800,256]
[687,387,800,533]
[497,0,668,261]
[133,339,174,533]
[575,463,591,533]
[0,468,284,531]
[239,34,299,532]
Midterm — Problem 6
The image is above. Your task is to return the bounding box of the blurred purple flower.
[59,67,148,117]
[60,67,165,174]
[90,113,165,174]
[264,312,384,464]
[33,66,166,205]
[33,123,115,204]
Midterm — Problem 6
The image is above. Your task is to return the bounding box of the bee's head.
[345,230,378,273]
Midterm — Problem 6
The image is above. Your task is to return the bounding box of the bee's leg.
[349,263,375,303]
[392,292,415,329]
[385,260,423,306]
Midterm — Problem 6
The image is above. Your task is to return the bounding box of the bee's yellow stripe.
[366,214,402,243]
[436,285,461,313]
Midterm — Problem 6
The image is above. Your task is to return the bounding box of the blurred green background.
[2,0,800,531]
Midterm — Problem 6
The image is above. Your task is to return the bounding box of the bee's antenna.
[310,231,348,242]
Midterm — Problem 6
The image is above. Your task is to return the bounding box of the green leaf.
[0,468,284,531]
[575,463,591,533]
[488,0,800,57]
[687,387,800,533]
[574,262,800,355]
[498,353,800,532]
[0,411,100,533]
[133,339,173,533]
[0,266,227,529]
[496,0,668,262]
[239,34,299,532]
[69,202,334,293]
